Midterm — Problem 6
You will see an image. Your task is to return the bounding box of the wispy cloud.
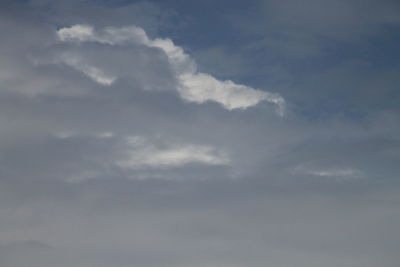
[59,53,117,86]
[117,136,230,169]
[291,164,364,180]
[308,168,364,179]
[57,24,285,114]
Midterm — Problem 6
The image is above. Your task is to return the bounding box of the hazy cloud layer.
[0,1,399,267]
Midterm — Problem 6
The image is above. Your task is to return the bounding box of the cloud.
[117,136,230,170]
[1,2,400,267]
[56,24,285,114]
[290,161,365,180]
[58,53,117,85]
[308,168,364,179]
[57,24,96,42]
[178,72,285,113]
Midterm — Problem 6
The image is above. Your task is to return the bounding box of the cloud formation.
[0,1,399,267]
[57,24,285,113]
[117,136,230,169]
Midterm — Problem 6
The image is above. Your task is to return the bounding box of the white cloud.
[58,24,150,45]
[178,73,285,112]
[148,38,197,74]
[56,25,285,114]
[117,136,230,169]
[291,164,364,180]
[57,25,96,42]
[59,53,116,85]
[308,169,364,179]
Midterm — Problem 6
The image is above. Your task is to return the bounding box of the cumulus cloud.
[117,136,230,169]
[56,24,285,114]
[57,24,97,42]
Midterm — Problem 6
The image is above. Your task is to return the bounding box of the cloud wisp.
[117,136,230,170]
[57,24,285,115]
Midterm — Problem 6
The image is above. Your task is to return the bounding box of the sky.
[0,0,400,266]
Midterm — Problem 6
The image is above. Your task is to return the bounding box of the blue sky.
[0,1,399,266]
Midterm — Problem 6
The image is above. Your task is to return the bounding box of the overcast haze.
[0,0,400,266]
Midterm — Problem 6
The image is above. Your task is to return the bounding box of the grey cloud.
[0,1,399,267]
